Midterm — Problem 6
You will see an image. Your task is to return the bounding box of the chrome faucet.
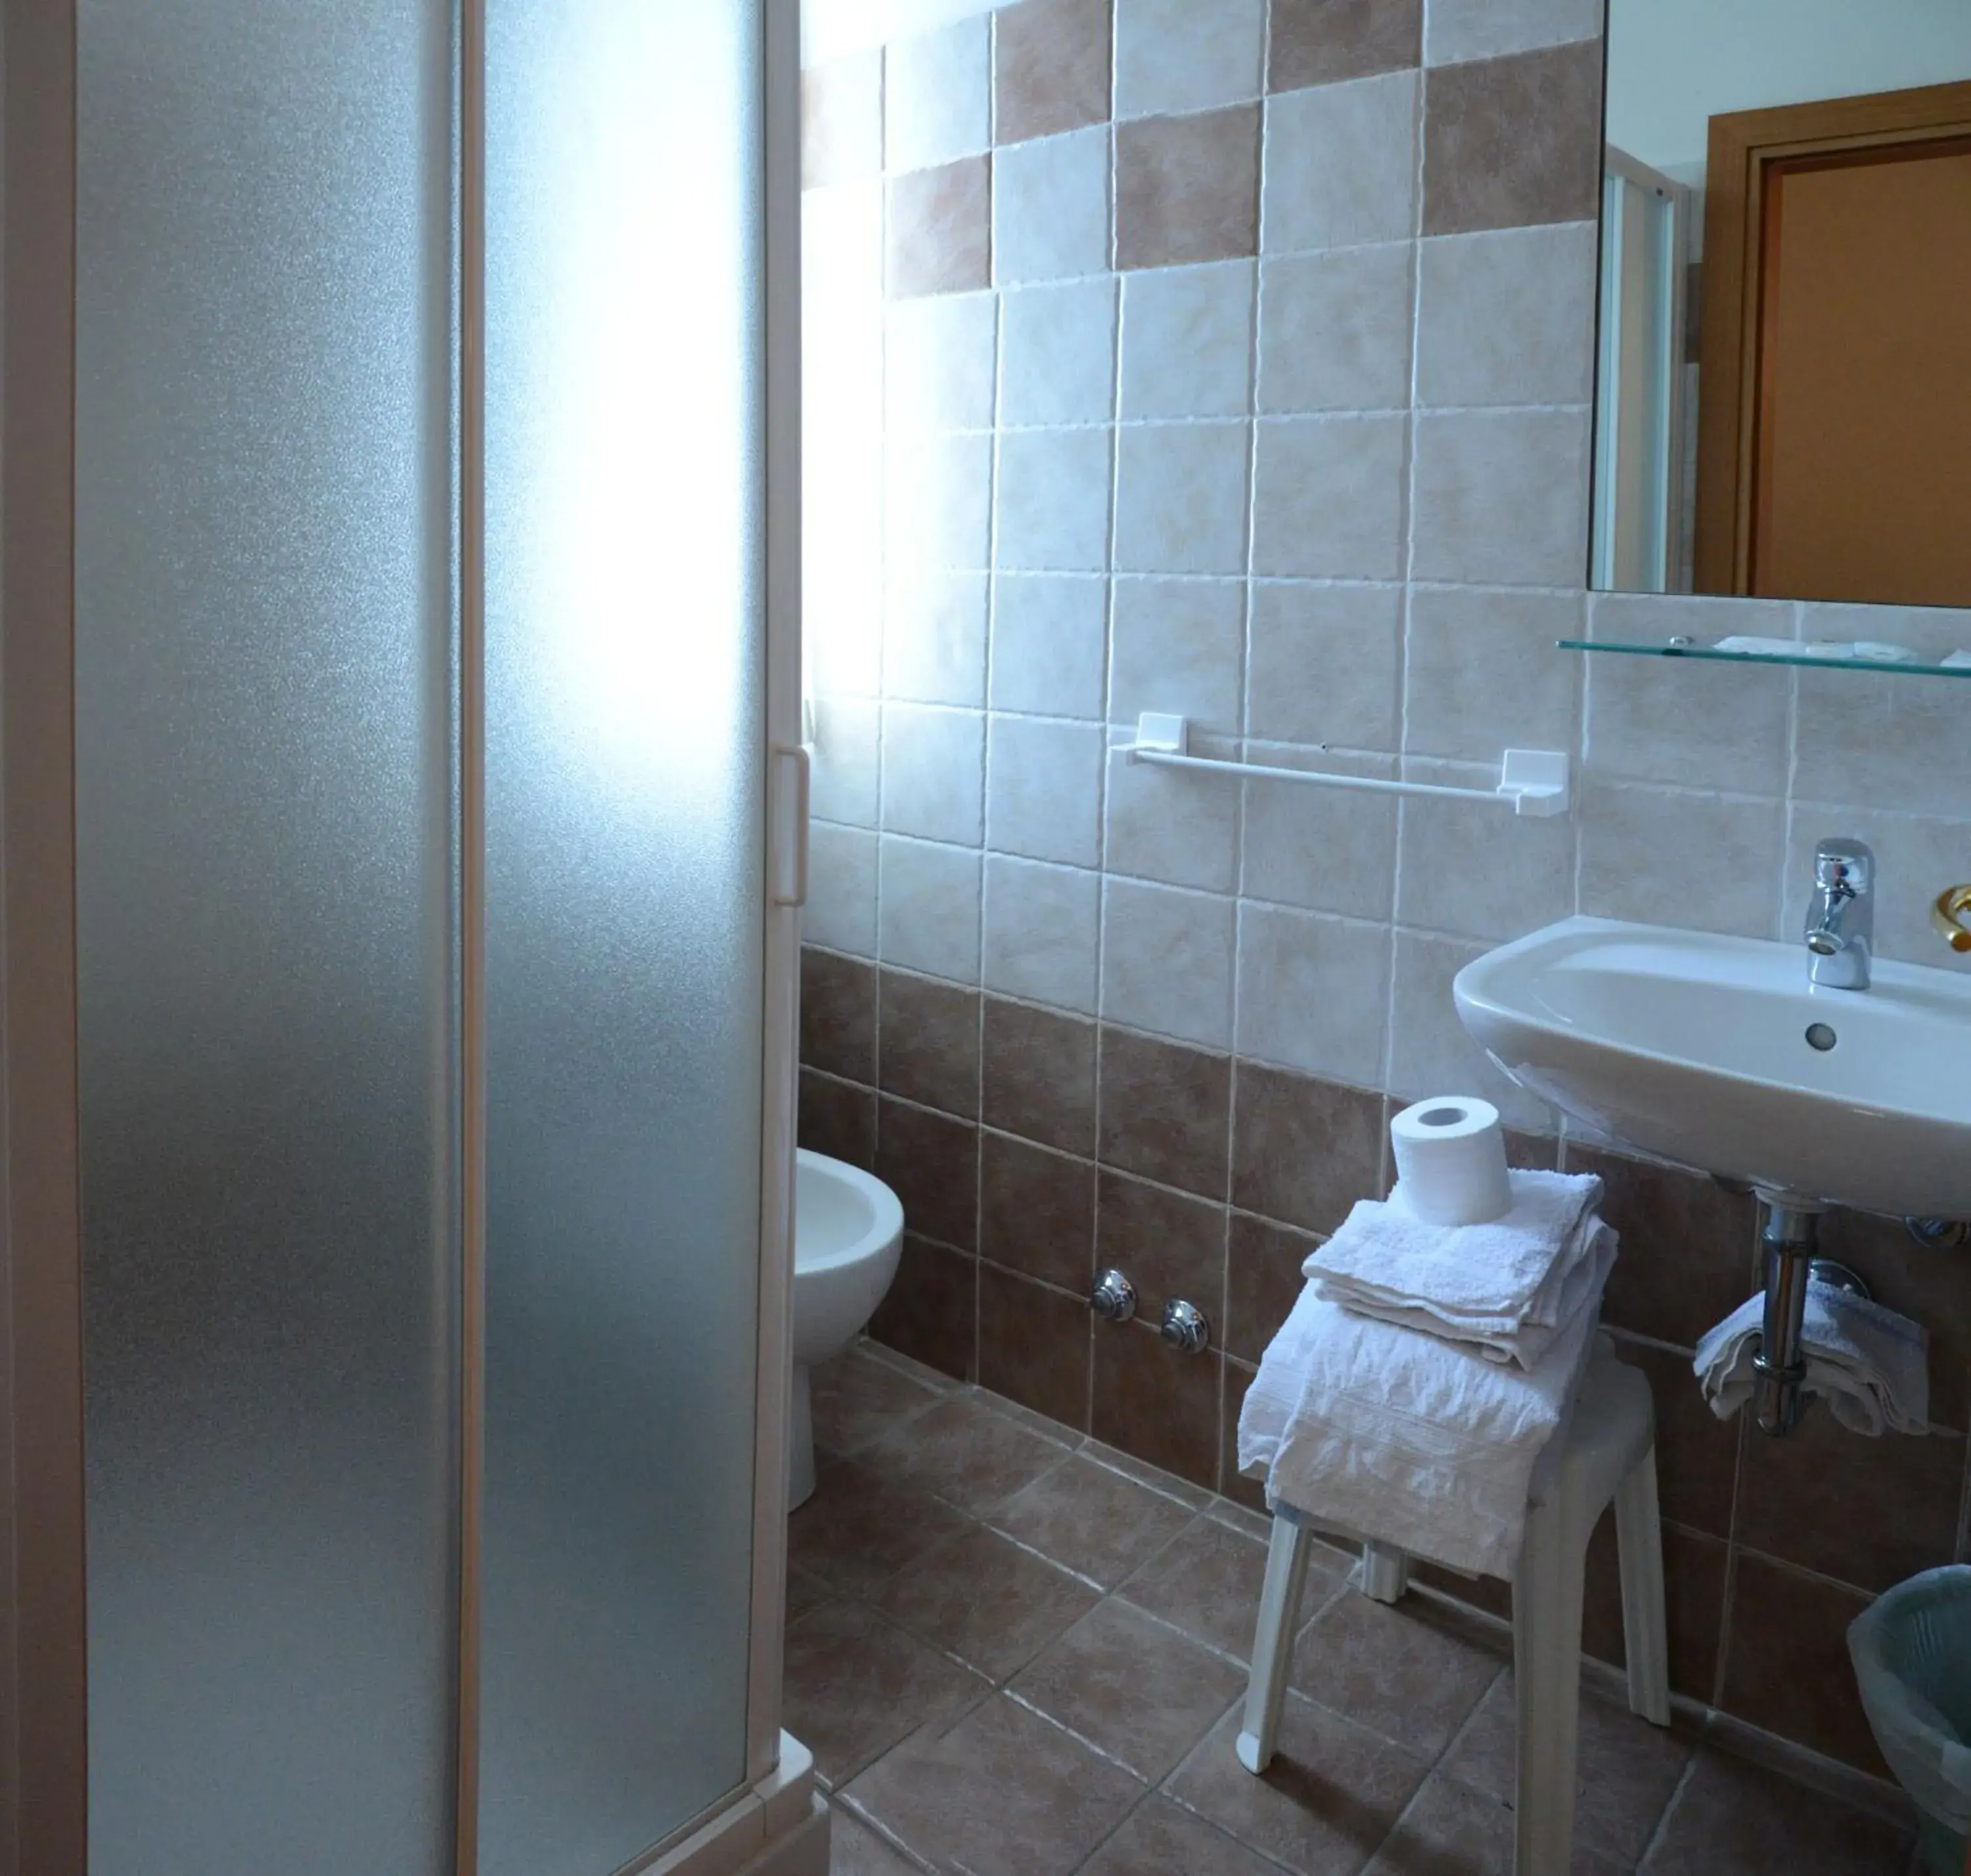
[1803,838,1873,989]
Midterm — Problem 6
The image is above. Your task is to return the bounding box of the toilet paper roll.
[1390,1096,1512,1226]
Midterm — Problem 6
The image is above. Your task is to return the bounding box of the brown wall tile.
[1225,1213,1317,1365]
[871,1235,979,1382]
[1568,1144,1757,1351]
[1092,1318,1221,1488]
[1422,41,1602,236]
[1098,1171,1226,1316]
[1220,1358,1266,1508]
[1098,1027,1231,1198]
[980,1132,1098,1292]
[800,1069,877,1170]
[1116,106,1261,271]
[980,1262,1093,1431]
[1579,1520,1728,1707]
[1231,1065,1383,1236]
[983,996,1098,1155]
[802,945,878,1084]
[1721,1555,1887,1775]
[802,47,883,189]
[1735,1411,1964,1593]
[877,1098,980,1250]
[995,0,1112,146]
[1268,0,1422,93]
[1614,1338,1741,1540]
[888,156,992,299]
[881,968,982,1118]
[1815,1206,1971,1432]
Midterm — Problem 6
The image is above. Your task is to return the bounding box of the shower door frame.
[0,2,811,1869]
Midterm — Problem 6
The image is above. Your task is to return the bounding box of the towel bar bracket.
[1120,715,1571,818]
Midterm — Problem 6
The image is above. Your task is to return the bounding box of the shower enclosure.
[0,3,816,1873]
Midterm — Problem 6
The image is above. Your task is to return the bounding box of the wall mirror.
[1593,0,1971,609]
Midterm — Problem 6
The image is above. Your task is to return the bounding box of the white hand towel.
[1695,1282,1930,1436]
[1317,1218,1618,1368]
[1238,1280,1600,1578]
[1305,1171,1604,1332]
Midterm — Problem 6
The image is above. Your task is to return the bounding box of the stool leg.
[1360,1542,1411,1605]
[1238,1513,1313,1774]
[1614,1444,1672,1726]
[1512,1499,1585,1876]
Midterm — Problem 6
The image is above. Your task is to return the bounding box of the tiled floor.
[790,1343,1924,1876]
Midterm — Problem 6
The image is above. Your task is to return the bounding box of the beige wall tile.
[1409,407,1590,587]
[1116,106,1261,271]
[886,16,991,173]
[989,573,1110,719]
[1245,581,1402,748]
[1108,577,1246,733]
[880,834,985,981]
[1269,0,1423,93]
[1235,901,1391,1086]
[802,48,883,189]
[1402,585,1582,761]
[1113,421,1252,575]
[882,702,986,845]
[1251,414,1408,579]
[1424,0,1601,68]
[1261,70,1418,253]
[1577,780,1784,941]
[995,0,1114,146]
[983,854,1102,1011]
[1415,221,1596,407]
[1118,260,1256,419]
[1100,877,1236,1047]
[995,427,1115,573]
[1256,242,1415,414]
[888,156,993,298]
[1421,40,1602,235]
[1104,736,1242,893]
[1240,746,1399,921]
[987,716,1106,867]
[1116,0,1265,120]
[995,125,1112,283]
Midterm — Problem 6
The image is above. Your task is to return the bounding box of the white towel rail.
[1120,715,1571,818]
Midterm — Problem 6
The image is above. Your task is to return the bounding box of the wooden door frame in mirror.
[1694,78,1971,596]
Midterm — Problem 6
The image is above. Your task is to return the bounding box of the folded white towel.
[1305,1171,1604,1335]
[1319,1218,1618,1368]
[1238,1279,1600,1577]
[1695,1282,1930,1437]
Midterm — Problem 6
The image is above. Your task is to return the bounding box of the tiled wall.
[796,0,1971,1779]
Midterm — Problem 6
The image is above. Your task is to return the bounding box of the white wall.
[804,0,997,65]
[1607,0,1971,175]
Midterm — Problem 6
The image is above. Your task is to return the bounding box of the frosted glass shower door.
[74,2,461,1870]
[479,2,769,1870]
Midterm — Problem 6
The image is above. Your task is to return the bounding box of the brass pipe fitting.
[1932,884,1971,954]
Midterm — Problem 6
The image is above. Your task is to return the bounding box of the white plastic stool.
[1237,1340,1672,1876]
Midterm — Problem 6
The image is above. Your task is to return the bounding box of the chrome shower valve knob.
[1160,1298,1210,1354]
[1090,1268,1138,1322]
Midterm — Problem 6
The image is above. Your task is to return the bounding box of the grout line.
[1635,1751,1703,1870]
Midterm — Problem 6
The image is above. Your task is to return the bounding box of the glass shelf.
[1557,638,1971,679]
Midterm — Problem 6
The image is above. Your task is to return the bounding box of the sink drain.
[1805,1022,1838,1052]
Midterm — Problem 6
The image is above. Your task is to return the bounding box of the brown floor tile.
[811,1347,945,1458]
[1226,1211,1319,1365]
[864,1391,1074,1515]
[1734,1412,1964,1593]
[1092,1318,1223,1490]
[1080,1795,1286,1876]
[991,1452,1198,1587]
[787,1563,836,1625]
[879,970,980,1119]
[981,996,1099,1155]
[1119,1515,1326,1661]
[1012,1598,1246,1781]
[783,1600,989,1787]
[1719,1553,1889,1776]
[876,1099,979,1251]
[803,947,878,1084]
[1421,41,1603,237]
[994,0,1112,146]
[827,1806,924,1876]
[1269,0,1422,93]
[874,1525,1100,1680]
[842,1693,1145,1876]
[1231,1065,1384,1237]
[1290,1589,1505,1760]
[980,1131,1097,1291]
[888,157,992,301]
[790,1460,976,1598]
[869,1236,977,1382]
[1439,1670,1693,1867]
[802,1069,878,1171]
[1641,1748,1914,1875]
[1097,1027,1231,1198]
[1166,1696,1430,1875]
[1097,1169,1227,1314]
[1566,1144,1757,1350]
[980,1263,1093,1432]
[1361,1772,1624,1875]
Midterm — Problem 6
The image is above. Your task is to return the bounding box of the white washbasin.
[1453,916,1971,1218]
